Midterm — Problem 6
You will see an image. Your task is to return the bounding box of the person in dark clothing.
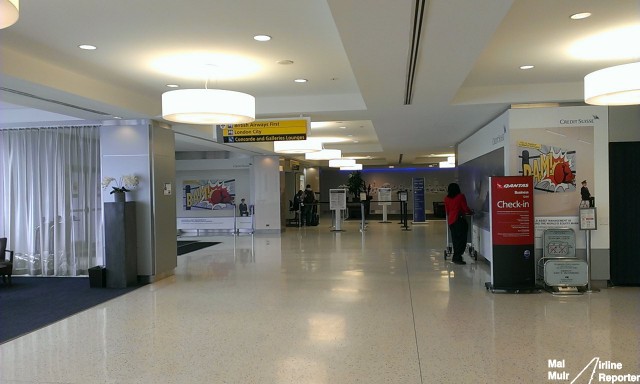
[580,180,594,207]
[302,184,315,226]
[238,198,249,216]
[580,180,590,201]
[292,190,303,223]
[293,190,303,211]
[444,183,473,265]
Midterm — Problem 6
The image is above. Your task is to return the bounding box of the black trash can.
[433,202,446,218]
[88,266,106,288]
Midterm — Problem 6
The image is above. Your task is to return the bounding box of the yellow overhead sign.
[220,119,308,143]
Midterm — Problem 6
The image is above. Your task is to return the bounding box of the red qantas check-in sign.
[489,176,535,290]
[491,176,534,246]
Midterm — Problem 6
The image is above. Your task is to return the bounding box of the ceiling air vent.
[404,0,428,105]
[0,87,111,116]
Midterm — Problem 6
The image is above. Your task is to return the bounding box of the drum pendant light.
[162,88,255,125]
[0,0,19,29]
[584,62,640,106]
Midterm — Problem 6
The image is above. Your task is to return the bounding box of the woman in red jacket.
[444,183,473,265]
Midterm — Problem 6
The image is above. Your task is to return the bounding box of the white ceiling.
[1,0,638,165]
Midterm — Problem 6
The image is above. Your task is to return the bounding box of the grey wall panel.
[101,121,153,276]
[151,124,177,277]
[609,106,640,143]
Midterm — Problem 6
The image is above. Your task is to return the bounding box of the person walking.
[302,184,315,226]
[444,183,473,265]
[292,190,303,224]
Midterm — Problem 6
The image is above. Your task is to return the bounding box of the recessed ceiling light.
[339,126,347,129]
[277,60,294,65]
[78,44,97,50]
[166,84,179,88]
[294,78,308,83]
[151,53,259,80]
[570,12,591,20]
[253,35,271,42]
[520,65,534,70]
[112,116,122,119]
[353,140,359,143]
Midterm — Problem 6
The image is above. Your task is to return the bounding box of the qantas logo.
[497,183,529,189]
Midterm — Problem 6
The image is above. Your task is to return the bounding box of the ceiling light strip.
[340,164,362,171]
[274,139,322,154]
[329,159,356,168]
[305,149,341,160]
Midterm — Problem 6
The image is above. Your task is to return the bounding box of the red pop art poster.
[517,141,576,193]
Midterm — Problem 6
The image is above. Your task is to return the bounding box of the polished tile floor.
[1,219,639,383]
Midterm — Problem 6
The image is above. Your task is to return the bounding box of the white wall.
[458,106,611,280]
[175,158,251,218]
[175,155,281,233]
[319,167,457,214]
[251,156,281,232]
[457,111,509,263]
[458,110,509,168]
[508,106,609,248]
[101,119,177,280]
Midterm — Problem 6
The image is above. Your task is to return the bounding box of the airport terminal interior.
[1,220,638,383]
[1,1,640,383]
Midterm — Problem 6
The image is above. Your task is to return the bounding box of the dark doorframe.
[609,141,640,285]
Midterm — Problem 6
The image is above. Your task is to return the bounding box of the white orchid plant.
[102,175,140,194]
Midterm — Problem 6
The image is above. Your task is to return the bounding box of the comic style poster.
[183,179,236,210]
[517,141,576,193]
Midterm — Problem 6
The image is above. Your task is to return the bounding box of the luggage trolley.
[444,213,477,260]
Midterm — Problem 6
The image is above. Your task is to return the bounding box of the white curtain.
[0,125,102,276]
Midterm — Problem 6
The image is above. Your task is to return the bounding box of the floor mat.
[177,241,221,255]
[0,277,142,343]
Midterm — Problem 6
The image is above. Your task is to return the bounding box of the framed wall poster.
[183,179,236,210]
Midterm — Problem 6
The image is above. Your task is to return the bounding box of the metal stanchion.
[360,202,367,232]
[233,203,238,235]
[401,201,411,231]
[332,206,344,232]
[580,206,599,293]
[380,204,391,223]
[585,229,599,293]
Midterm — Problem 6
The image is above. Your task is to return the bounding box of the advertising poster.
[490,176,535,289]
[183,179,236,210]
[509,125,593,217]
[517,141,576,193]
[412,177,425,222]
